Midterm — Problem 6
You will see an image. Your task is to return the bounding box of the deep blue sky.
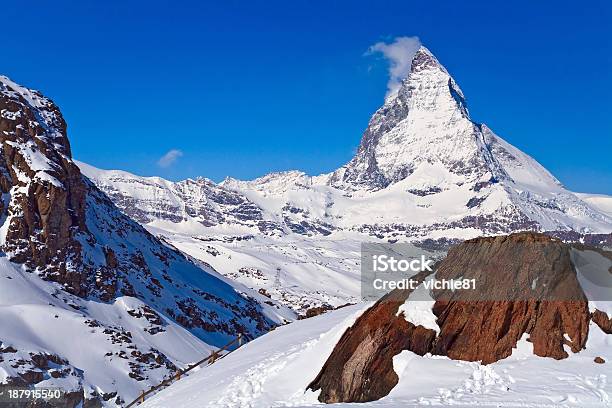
[3,1,611,193]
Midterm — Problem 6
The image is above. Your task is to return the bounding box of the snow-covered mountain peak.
[80,44,612,244]
[381,45,467,117]
[330,45,488,191]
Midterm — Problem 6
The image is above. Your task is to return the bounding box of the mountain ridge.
[0,74,292,406]
[79,46,612,241]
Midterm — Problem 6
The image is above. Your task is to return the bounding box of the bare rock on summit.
[309,232,597,403]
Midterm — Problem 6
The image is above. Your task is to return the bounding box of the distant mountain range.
[80,47,612,244]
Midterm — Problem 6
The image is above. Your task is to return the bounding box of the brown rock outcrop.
[309,232,601,403]
[591,309,612,334]
[431,233,589,363]
[308,271,436,403]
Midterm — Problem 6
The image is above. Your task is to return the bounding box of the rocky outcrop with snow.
[308,232,612,403]
[0,76,291,406]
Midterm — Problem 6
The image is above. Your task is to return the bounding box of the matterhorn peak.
[384,46,464,108]
[330,45,483,191]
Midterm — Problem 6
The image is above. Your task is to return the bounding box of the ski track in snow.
[209,341,312,408]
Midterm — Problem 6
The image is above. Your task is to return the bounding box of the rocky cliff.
[0,75,291,406]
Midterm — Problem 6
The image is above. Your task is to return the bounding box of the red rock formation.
[309,233,603,403]
[0,81,89,295]
[431,233,589,363]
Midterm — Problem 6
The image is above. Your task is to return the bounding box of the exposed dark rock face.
[298,303,355,320]
[0,78,88,295]
[309,232,605,403]
[431,233,590,363]
[431,299,588,363]
[592,309,612,334]
[298,304,334,320]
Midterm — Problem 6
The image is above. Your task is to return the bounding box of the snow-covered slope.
[141,304,370,408]
[141,226,442,314]
[148,227,366,313]
[0,257,214,406]
[142,301,612,408]
[577,193,612,218]
[0,75,293,406]
[142,239,612,408]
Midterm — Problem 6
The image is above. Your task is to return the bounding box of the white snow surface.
[0,257,214,405]
[577,193,612,218]
[144,226,370,312]
[143,303,612,408]
[397,281,439,333]
[142,304,370,408]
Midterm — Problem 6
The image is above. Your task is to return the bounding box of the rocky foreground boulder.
[308,232,612,403]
